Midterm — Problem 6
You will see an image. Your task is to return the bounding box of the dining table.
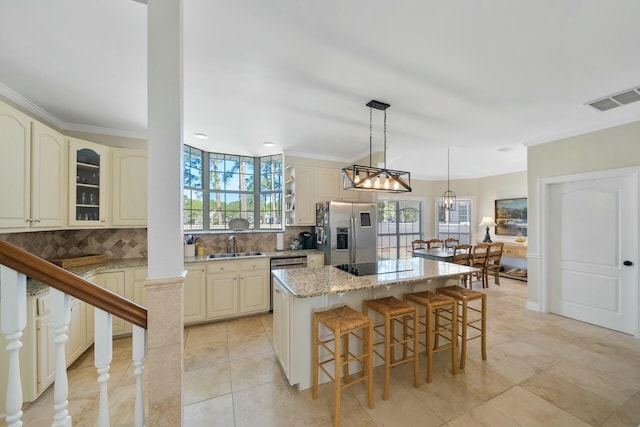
[412,248,454,262]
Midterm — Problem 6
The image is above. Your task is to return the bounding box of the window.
[183,145,282,231]
[436,198,473,244]
[377,199,423,260]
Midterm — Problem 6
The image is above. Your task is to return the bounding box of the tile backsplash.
[0,227,313,260]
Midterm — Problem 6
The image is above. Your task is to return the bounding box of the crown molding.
[0,82,147,139]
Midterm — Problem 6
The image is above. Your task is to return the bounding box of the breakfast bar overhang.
[271,258,478,390]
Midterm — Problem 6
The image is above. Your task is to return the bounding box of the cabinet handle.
[34,219,41,223]
[274,287,280,294]
[100,220,106,223]
[26,218,33,223]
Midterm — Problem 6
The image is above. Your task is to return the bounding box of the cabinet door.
[65,299,85,364]
[239,271,269,314]
[184,264,207,324]
[93,271,130,336]
[317,168,340,202]
[0,102,31,229]
[294,166,316,225]
[36,314,56,394]
[68,138,110,227]
[206,273,238,319]
[112,148,148,226]
[307,253,325,268]
[31,122,67,228]
[131,267,148,306]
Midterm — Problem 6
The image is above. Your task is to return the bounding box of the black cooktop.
[335,261,413,276]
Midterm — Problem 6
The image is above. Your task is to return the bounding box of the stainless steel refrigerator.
[315,201,377,265]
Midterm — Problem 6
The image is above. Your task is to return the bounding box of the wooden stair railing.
[0,240,147,329]
[0,240,148,427]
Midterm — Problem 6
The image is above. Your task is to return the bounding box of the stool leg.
[412,309,420,388]
[383,313,391,400]
[312,313,319,400]
[481,295,487,361]
[450,302,457,375]
[460,299,468,369]
[426,304,434,383]
[433,307,440,348]
[366,322,374,409]
[334,329,341,427]
[343,333,350,383]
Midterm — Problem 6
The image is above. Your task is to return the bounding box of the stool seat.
[437,285,485,301]
[364,296,416,316]
[316,305,372,333]
[406,292,455,309]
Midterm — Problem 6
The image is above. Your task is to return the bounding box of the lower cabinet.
[272,277,290,378]
[92,271,130,336]
[207,258,270,320]
[307,253,324,268]
[35,313,56,395]
[184,264,207,325]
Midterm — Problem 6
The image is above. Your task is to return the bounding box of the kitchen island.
[271,258,477,390]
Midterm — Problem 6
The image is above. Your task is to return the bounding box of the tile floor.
[20,278,640,427]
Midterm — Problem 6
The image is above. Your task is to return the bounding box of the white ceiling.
[1,0,640,180]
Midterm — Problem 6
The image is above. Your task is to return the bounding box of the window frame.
[183,145,283,232]
[377,196,425,260]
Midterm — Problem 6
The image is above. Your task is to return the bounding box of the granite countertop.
[271,258,478,298]
[26,250,324,296]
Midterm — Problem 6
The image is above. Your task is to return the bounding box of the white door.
[549,174,636,334]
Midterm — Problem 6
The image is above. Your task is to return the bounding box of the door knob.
[623,260,633,266]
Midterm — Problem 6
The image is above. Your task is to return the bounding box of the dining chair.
[469,243,490,288]
[426,239,444,249]
[411,239,428,251]
[451,245,472,287]
[443,238,459,249]
[485,242,504,286]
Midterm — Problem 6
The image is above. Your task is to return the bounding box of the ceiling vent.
[587,86,640,111]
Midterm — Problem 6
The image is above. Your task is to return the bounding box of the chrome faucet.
[228,235,237,254]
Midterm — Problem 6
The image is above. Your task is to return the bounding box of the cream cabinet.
[184,263,207,324]
[285,165,316,226]
[317,167,359,202]
[206,260,239,320]
[68,138,110,227]
[307,253,325,268]
[239,258,270,314]
[35,312,56,394]
[92,271,131,336]
[272,278,290,378]
[206,258,270,320]
[0,103,67,230]
[65,298,86,363]
[112,148,148,226]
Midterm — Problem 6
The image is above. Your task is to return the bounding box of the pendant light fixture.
[441,148,456,210]
[342,100,412,193]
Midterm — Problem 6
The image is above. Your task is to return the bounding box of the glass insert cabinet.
[69,139,108,226]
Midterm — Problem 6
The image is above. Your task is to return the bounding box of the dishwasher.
[270,255,307,310]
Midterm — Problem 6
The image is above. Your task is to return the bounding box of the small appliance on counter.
[299,232,316,249]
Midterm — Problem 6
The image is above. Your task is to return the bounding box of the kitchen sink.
[207,251,265,259]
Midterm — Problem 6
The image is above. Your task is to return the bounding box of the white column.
[1,266,27,427]
[147,0,185,425]
[49,289,72,427]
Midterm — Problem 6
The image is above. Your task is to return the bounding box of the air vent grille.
[587,86,640,111]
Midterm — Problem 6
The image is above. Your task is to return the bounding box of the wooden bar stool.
[363,296,419,400]
[437,286,487,369]
[312,305,374,427]
[404,291,457,383]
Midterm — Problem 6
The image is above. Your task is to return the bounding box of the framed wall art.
[495,198,527,236]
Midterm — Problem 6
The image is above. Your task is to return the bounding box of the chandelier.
[441,148,456,210]
[341,100,411,193]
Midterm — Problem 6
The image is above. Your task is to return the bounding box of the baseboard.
[526,301,540,312]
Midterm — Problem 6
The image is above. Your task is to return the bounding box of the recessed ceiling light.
[193,133,208,139]
[263,141,275,147]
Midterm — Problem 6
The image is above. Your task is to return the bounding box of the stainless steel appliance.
[269,255,307,310]
[299,232,316,249]
[315,201,377,265]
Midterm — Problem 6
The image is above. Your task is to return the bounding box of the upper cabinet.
[112,148,147,226]
[0,102,67,230]
[68,138,109,227]
[317,167,359,202]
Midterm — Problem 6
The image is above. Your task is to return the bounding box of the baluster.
[94,308,112,427]
[49,289,72,427]
[1,266,27,427]
[132,325,147,427]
